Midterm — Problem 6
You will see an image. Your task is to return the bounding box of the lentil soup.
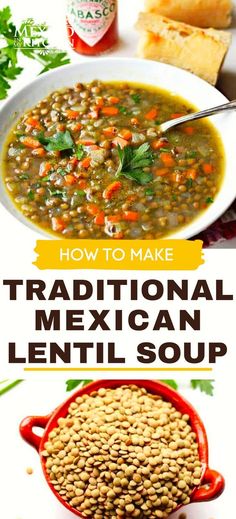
[3,81,224,239]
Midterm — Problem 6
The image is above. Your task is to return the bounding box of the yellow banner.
[34,239,204,270]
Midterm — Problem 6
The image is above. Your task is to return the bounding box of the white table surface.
[1,0,236,247]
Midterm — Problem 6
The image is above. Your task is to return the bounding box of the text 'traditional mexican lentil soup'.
[3,81,224,239]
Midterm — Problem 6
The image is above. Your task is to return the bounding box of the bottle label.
[67,0,117,47]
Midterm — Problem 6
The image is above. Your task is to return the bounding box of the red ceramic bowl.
[20,380,225,518]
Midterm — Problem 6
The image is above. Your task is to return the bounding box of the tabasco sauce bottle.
[67,0,119,56]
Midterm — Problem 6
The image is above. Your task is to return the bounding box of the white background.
[0,1,236,518]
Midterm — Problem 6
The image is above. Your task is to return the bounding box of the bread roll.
[136,13,231,85]
[145,0,232,28]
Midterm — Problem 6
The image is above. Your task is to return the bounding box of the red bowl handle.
[20,415,52,452]
[192,468,225,502]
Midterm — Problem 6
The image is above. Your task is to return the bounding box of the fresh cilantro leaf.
[161,380,178,390]
[186,178,193,189]
[27,189,34,200]
[158,147,170,153]
[76,144,85,160]
[116,143,153,185]
[66,380,92,392]
[172,194,177,201]
[190,380,214,396]
[206,197,214,204]
[131,93,141,104]
[39,131,74,152]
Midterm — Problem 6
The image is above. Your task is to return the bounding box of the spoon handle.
[159,99,236,133]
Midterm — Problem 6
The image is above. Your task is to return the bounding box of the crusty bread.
[136,13,231,85]
[144,0,233,29]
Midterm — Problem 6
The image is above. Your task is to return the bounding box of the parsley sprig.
[0,6,70,100]
[116,143,154,185]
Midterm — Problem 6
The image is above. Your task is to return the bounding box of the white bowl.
[0,57,235,240]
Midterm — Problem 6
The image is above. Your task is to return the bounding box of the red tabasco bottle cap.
[67,0,119,56]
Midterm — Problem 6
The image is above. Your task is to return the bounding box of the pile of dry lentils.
[42,385,202,518]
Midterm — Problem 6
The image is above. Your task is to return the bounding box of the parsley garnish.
[131,93,141,104]
[0,7,70,100]
[190,380,214,396]
[186,178,193,189]
[186,150,197,158]
[48,188,66,198]
[145,188,155,196]
[74,190,86,196]
[27,189,34,200]
[206,197,214,204]
[76,144,85,160]
[116,143,153,185]
[118,105,130,115]
[19,174,29,180]
[38,130,74,152]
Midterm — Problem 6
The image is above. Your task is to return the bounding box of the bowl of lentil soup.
[1,59,236,240]
[20,380,224,519]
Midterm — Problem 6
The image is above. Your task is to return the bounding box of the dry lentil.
[42,385,202,519]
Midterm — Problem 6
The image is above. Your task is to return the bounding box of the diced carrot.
[114,231,124,239]
[77,139,97,146]
[32,147,46,157]
[64,174,77,185]
[72,122,82,132]
[171,172,184,183]
[86,203,100,216]
[171,113,185,119]
[108,96,120,104]
[52,217,65,233]
[80,157,91,169]
[39,162,52,177]
[66,109,80,120]
[102,106,119,116]
[103,127,118,138]
[185,168,198,180]
[183,126,195,135]
[151,139,169,150]
[78,179,88,189]
[112,137,129,149]
[103,181,122,200]
[160,152,176,167]
[106,214,121,223]
[123,211,139,222]
[202,163,214,174]
[118,129,132,141]
[95,97,104,108]
[57,123,66,132]
[145,108,158,120]
[131,117,140,126]
[25,117,42,130]
[68,157,79,168]
[154,167,169,177]
[94,211,105,225]
[21,136,41,149]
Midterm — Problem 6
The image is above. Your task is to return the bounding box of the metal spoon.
[158,99,236,133]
